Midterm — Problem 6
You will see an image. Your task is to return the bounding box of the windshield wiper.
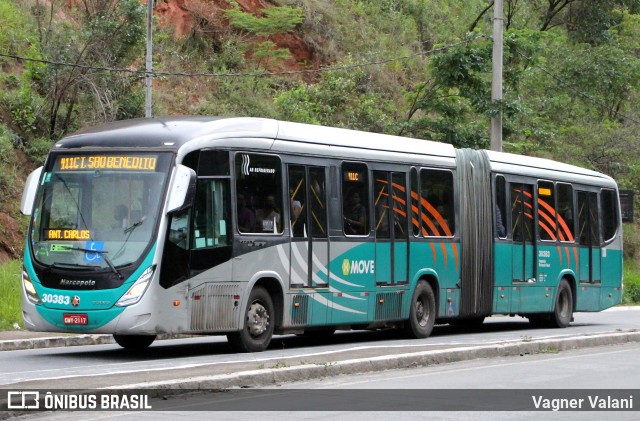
[124,216,145,234]
[112,216,147,261]
[62,247,124,280]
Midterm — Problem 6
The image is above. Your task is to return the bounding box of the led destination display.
[57,155,157,171]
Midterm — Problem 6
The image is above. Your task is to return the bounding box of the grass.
[0,259,22,330]
[622,258,640,305]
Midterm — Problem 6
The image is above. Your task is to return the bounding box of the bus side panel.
[575,284,600,311]
[600,247,623,310]
[326,241,374,325]
[518,243,557,313]
[493,243,512,314]
[408,240,460,318]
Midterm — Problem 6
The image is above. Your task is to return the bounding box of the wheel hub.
[247,301,269,336]
[416,299,428,327]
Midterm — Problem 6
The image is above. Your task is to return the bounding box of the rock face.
[155,0,319,71]
[0,212,21,264]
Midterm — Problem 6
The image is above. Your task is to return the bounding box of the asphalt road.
[5,322,640,420]
[1,307,639,391]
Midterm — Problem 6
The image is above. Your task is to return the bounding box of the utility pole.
[145,0,154,118]
[490,0,503,152]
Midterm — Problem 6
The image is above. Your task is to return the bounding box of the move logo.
[342,258,375,276]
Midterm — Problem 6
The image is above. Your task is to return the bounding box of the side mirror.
[166,164,197,214]
[20,167,43,216]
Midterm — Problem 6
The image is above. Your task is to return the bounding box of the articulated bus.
[20,117,623,352]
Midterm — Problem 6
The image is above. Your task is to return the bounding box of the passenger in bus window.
[237,194,256,233]
[257,195,281,233]
[290,191,304,237]
[114,204,129,229]
[495,204,506,238]
[344,191,367,235]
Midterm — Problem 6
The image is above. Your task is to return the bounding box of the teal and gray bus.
[20,117,623,352]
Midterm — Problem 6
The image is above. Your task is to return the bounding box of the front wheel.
[113,334,156,350]
[227,286,275,352]
[403,281,436,339]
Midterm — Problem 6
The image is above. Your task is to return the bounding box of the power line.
[0,35,487,79]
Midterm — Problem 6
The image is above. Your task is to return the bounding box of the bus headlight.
[116,266,155,307]
[23,268,42,305]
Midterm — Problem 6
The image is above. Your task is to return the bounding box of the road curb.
[0,334,114,351]
[110,330,640,393]
[0,333,197,351]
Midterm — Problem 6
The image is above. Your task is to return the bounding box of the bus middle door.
[510,183,535,312]
[288,165,330,325]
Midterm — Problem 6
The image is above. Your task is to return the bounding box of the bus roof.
[53,117,614,186]
[485,150,615,186]
[56,116,456,159]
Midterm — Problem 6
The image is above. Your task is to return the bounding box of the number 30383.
[42,294,71,305]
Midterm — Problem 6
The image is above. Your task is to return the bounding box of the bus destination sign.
[57,155,157,172]
[45,229,91,241]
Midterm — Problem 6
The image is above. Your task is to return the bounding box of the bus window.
[192,179,231,249]
[309,167,327,238]
[578,191,600,246]
[374,171,390,239]
[419,169,455,237]
[410,168,420,237]
[235,153,283,234]
[392,172,408,239]
[557,183,575,242]
[342,163,369,236]
[601,189,619,242]
[512,184,534,243]
[495,175,507,238]
[198,150,230,176]
[537,181,556,241]
[289,166,306,238]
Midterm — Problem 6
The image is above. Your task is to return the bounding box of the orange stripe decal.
[557,245,563,266]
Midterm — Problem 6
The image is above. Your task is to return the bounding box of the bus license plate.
[63,314,88,325]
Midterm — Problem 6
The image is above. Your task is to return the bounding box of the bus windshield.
[30,152,173,270]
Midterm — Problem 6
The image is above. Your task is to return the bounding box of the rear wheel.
[403,281,436,339]
[227,286,275,352]
[113,334,156,350]
[528,279,573,328]
[549,279,573,328]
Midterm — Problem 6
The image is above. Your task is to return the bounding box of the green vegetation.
[623,259,640,304]
[0,260,22,330]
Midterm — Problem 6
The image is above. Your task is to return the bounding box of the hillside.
[0,0,639,263]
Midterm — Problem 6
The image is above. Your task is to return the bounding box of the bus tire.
[404,281,436,339]
[113,334,156,350]
[227,286,274,353]
[549,279,573,328]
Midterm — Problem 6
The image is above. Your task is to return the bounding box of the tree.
[31,0,145,138]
